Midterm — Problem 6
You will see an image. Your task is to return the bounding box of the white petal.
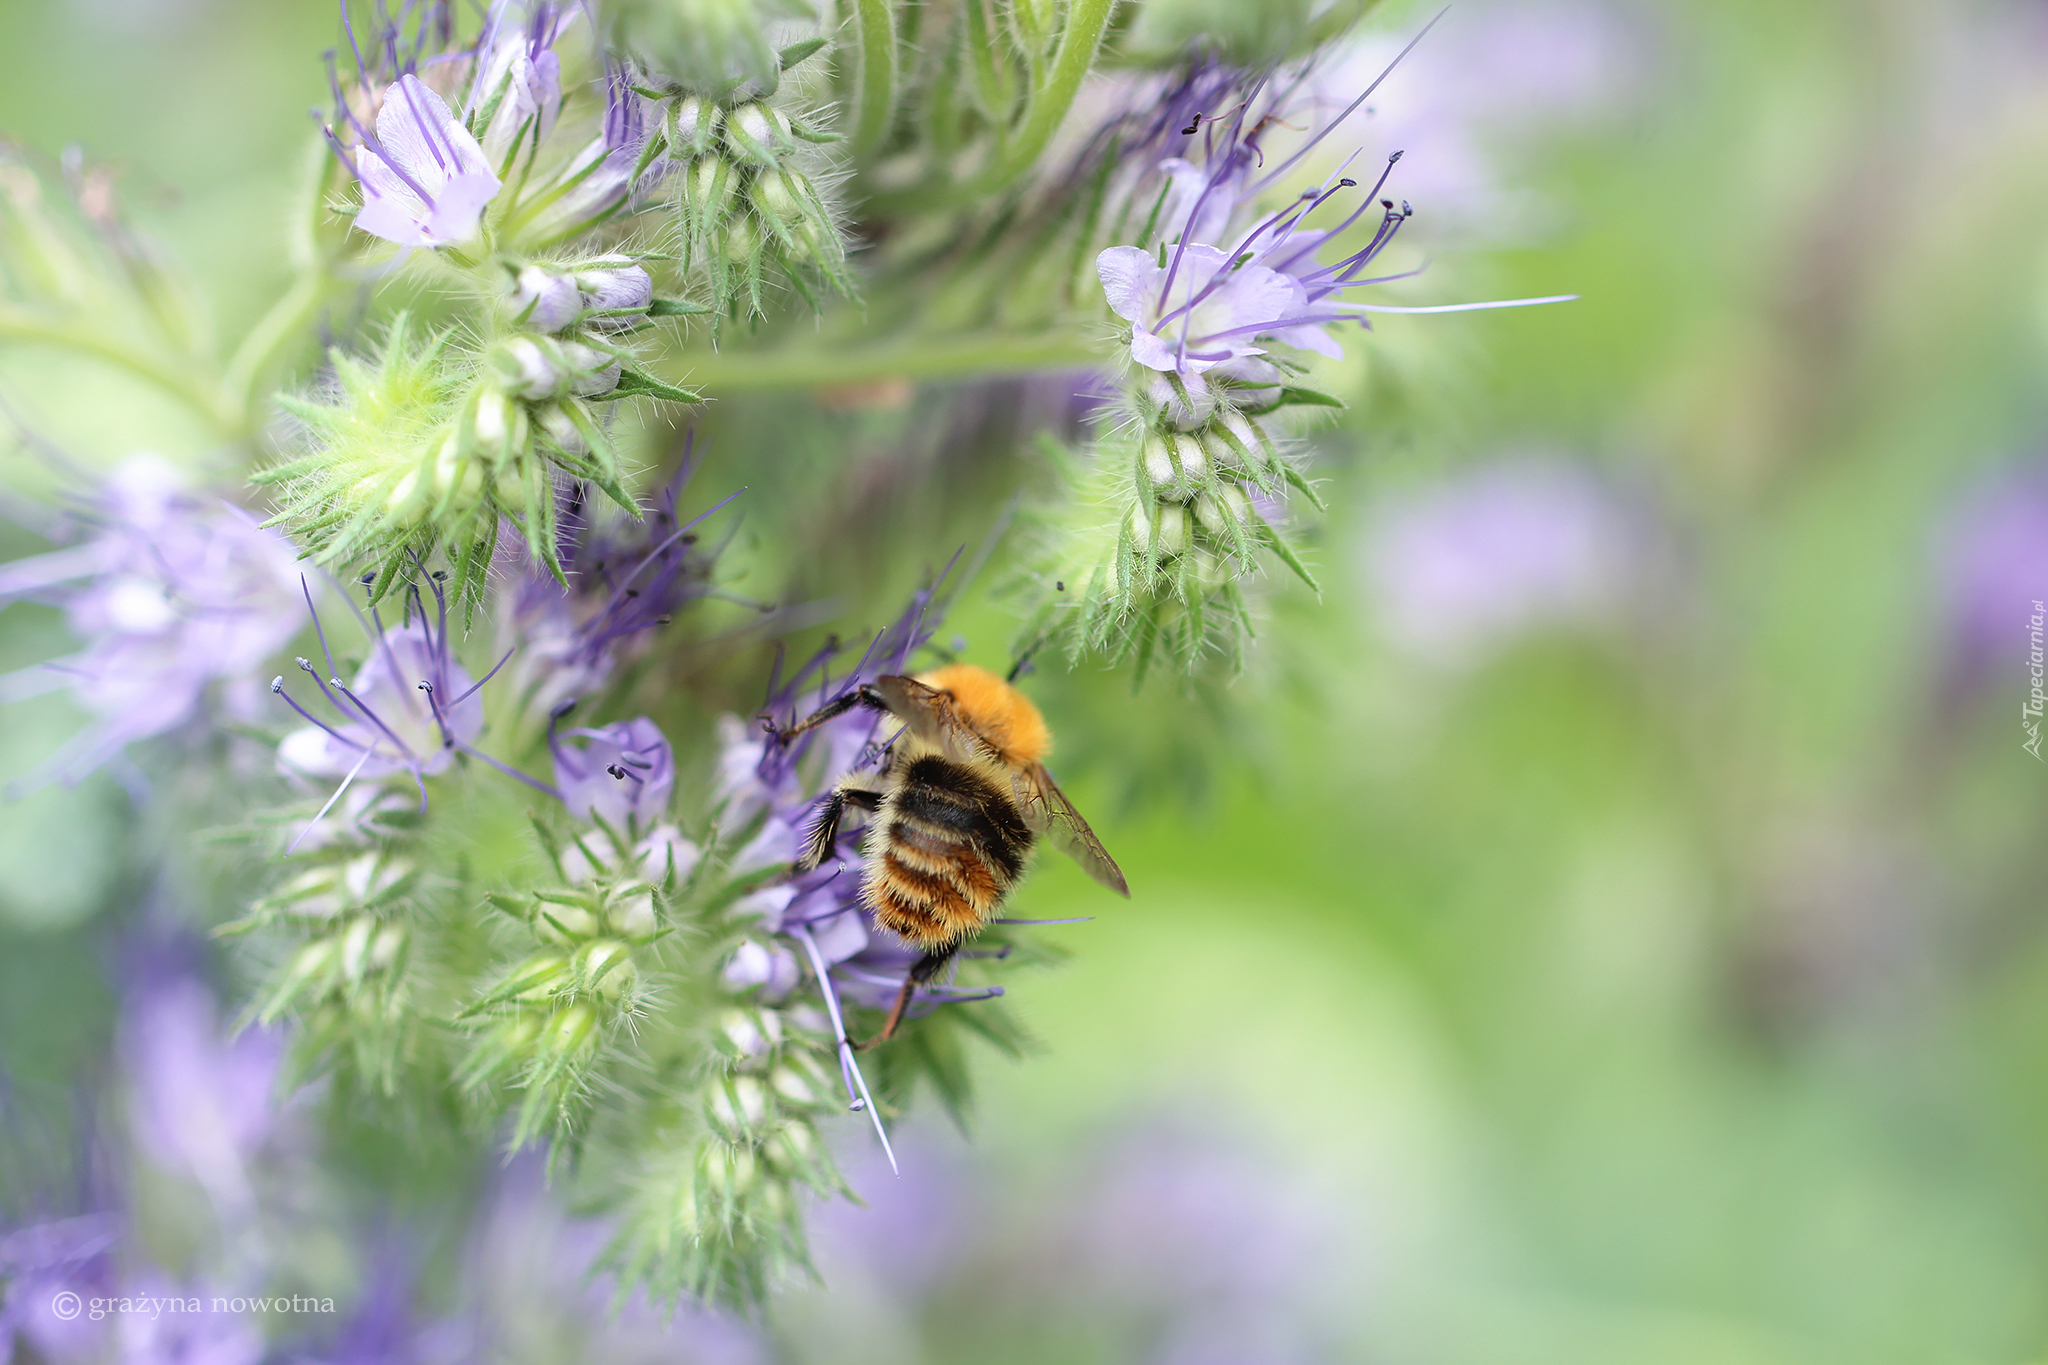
[1097,246,1162,324]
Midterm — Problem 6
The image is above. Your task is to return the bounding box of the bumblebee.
[770,663,1128,1041]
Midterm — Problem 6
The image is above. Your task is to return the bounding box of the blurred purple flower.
[1935,467,2048,697]
[550,715,675,829]
[1358,457,1636,667]
[0,1214,120,1362]
[1316,3,1646,237]
[125,975,282,1214]
[0,454,301,791]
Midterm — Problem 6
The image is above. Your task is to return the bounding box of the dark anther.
[1401,199,1413,216]
[1381,199,1394,210]
[431,570,448,581]
[606,764,627,780]
[624,589,639,598]
[1055,580,1066,592]
[1181,113,1203,135]
[361,571,377,584]
[418,680,433,692]
[1340,178,1356,187]
[655,615,672,625]
[550,697,578,720]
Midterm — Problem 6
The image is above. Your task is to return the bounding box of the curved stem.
[219,270,330,430]
[848,0,898,158]
[971,0,1114,194]
[0,303,236,432]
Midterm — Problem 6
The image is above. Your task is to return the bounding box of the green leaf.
[594,367,705,405]
[646,297,710,317]
[778,37,828,70]
[1275,386,1345,409]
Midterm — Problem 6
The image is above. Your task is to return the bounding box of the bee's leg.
[795,782,883,873]
[761,684,889,742]
[865,947,958,1047]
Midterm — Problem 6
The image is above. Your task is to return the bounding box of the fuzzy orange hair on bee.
[770,662,1127,1043]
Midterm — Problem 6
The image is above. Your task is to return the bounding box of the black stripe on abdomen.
[895,756,1033,882]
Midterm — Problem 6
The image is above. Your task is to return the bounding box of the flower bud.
[370,921,407,971]
[721,215,759,264]
[545,1002,599,1058]
[383,468,429,525]
[1201,426,1242,470]
[1148,374,1216,430]
[1141,433,1175,488]
[669,96,722,158]
[509,952,573,1002]
[723,102,791,166]
[1153,501,1189,556]
[684,155,738,230]
[339,915,378,982]
[494,335,568,401]
[533,403,586,454]
[536,903,599,942]
[613,888,657,937]
[575,256,654,328]
[432,432,484,507]
[342,852,410,903]
[768,1065,815,1107]
[573,938,635,997]
[559,341,620,397]
[508,264,580,332]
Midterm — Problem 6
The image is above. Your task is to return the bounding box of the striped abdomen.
[863,755,1034,949]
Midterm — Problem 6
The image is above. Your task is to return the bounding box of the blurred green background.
[5,0,2048,1361]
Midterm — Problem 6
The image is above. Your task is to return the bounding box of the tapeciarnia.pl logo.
[2026,599,2045,761]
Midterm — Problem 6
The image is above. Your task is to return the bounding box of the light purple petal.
[1098,246,1162,324]
[424,171,503,244]
[1129,327,1187,373]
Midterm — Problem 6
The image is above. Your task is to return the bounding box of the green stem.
[219,270,329,432]
[655,328,1097,392]
[849,0,898,157]
[972,0,1115,194]
[0,304,237,433]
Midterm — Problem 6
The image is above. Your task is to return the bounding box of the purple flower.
[0,455,301,789]
[345,74,503,248]
[466,4,574,171]
[277,617,485,785]
[1100,242,1332,378]
[125,976,283,1214]
[522,69,670,245]
[1095,49,1573,382]
[1934,467,2048,698]
[550,716,675,829]
[508,468,735,716]
[1358,457,1637,667]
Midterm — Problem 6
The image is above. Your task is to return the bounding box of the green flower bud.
[546,1002,599,1058]
[1154,501,1189,557]
[722,102,791,166]
[573,938,636,997]
[669,96,722,158]
[533,403,586,454]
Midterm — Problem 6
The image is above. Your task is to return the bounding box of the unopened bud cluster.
[664,88,852,331]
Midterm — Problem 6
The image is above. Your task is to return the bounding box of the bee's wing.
[871,675,1002,764]
[1016,764,1130,897]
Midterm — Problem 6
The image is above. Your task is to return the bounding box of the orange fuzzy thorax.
[915,663,1050,767]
